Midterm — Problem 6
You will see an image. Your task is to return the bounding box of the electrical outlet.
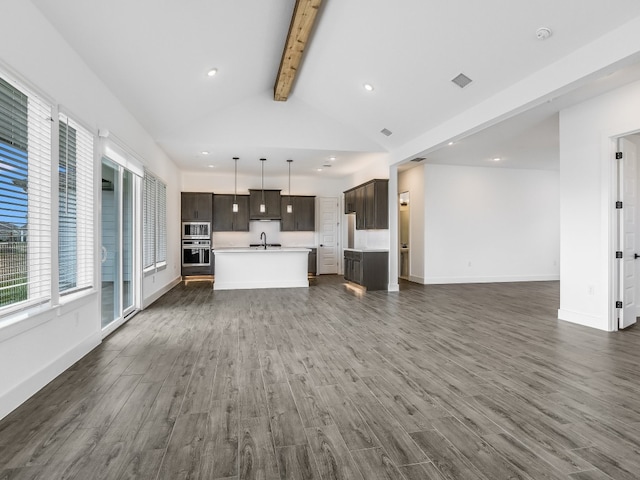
[588,285,595,296]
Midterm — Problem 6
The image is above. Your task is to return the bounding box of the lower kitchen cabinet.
[308,248,317,275]
[182,264,213,276]
[343,249,388,290]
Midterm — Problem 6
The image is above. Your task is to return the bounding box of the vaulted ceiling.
[31,0,640,177]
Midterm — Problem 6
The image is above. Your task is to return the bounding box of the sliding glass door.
[101,157,139,332]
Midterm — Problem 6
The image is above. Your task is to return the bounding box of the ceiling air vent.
[322,164,332,167]
[451,73,472,88]
[381,128,393,137]
[411,157,425,162]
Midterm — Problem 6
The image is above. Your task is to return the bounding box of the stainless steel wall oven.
[182,240,211,267]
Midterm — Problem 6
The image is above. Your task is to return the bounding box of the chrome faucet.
[260,231,267,249]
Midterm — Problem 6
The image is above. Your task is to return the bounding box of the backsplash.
[354,228,390,250]
[212,220,316,248]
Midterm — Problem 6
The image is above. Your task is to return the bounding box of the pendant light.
[259,158,266,213]
[286,159,293,213]
[232,157,239,212]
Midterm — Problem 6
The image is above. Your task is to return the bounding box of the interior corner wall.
[559,79,640,331]
[0,0,181,419]
[398,165,426,283]
[423,164,560,284]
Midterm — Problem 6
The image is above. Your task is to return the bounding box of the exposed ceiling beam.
[274,0,322,102]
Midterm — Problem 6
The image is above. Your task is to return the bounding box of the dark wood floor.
[1,276,640,480]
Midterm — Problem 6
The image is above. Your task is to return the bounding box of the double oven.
[182,222,211,267]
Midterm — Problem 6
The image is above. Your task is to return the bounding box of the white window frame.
[143,170,167,274]
[0,73,52,317]
[58,112,94,297]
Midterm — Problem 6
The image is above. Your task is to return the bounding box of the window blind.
[143,172,156,270]
[156,181,167,265]
[143,170,166,271]
[59,113,93,294]
[0,76,51,312]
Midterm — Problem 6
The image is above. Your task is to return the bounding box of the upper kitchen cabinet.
[249,189,281,220]
[213,194,250,231]
[344,189,356,214]
[344,179,388,230]
[181,192,213,221]
[280,196,315,231]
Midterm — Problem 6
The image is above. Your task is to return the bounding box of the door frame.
[316,197,341,275]
[99,142,143,339]
[612,133,640,330]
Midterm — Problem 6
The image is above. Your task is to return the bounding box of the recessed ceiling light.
[363,83,374,92]
[201,151,210,155]
[207,68,218,77]
[448,141,454,146]
[316,168,323,172]
[208,164,215,168]
[329,156,336,161]
[492,157,501,162]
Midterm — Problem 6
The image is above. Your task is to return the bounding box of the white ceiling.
[31,0,640,177]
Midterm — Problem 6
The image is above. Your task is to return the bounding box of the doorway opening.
[101,156,141,336]
[615,133,640,329]
[399,191,410,280]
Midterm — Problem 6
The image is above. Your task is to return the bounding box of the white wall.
[0,0,181,419]
[399,165,426,282]
[182,170,347,196]
[423,164,560,284]
[559,79,640,331]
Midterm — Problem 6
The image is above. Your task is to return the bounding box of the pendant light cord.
[261,159,265,204]
[288,160,291,200]
[233,157,238,203]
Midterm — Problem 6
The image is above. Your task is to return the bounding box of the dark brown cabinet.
[355,186,366,229]
[343,249,388,290]
[344,179,388,230]
[280,196,315,231]
[181,192,212,221]
[249,189,281,220]
[308,248,317,275]
[344,189,356,214]
[213,194,249,231]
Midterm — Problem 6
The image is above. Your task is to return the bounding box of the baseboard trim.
[143,276,181,309]
[0,331,101,421]
[423,274,560,284]
[408,275,426,284]
[557,309,611,331]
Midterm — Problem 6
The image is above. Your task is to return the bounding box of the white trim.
[142,276,181,309]
[0,331,100,420]
[424,274,560,284]
[557,309,611,332]
[104,143,144,177]
[387,282,400,292]
[101,311,133,339]
[408,275,425,284]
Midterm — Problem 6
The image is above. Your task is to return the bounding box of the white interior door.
[619,137,638,329]
[317,197,339,274]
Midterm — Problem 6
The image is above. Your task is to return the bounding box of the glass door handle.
[101,246,108,263]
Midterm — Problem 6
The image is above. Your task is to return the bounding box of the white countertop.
[344,248,389,253]
[214,247,311,253]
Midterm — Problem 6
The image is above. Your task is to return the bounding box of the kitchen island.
[213,247,310,290]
